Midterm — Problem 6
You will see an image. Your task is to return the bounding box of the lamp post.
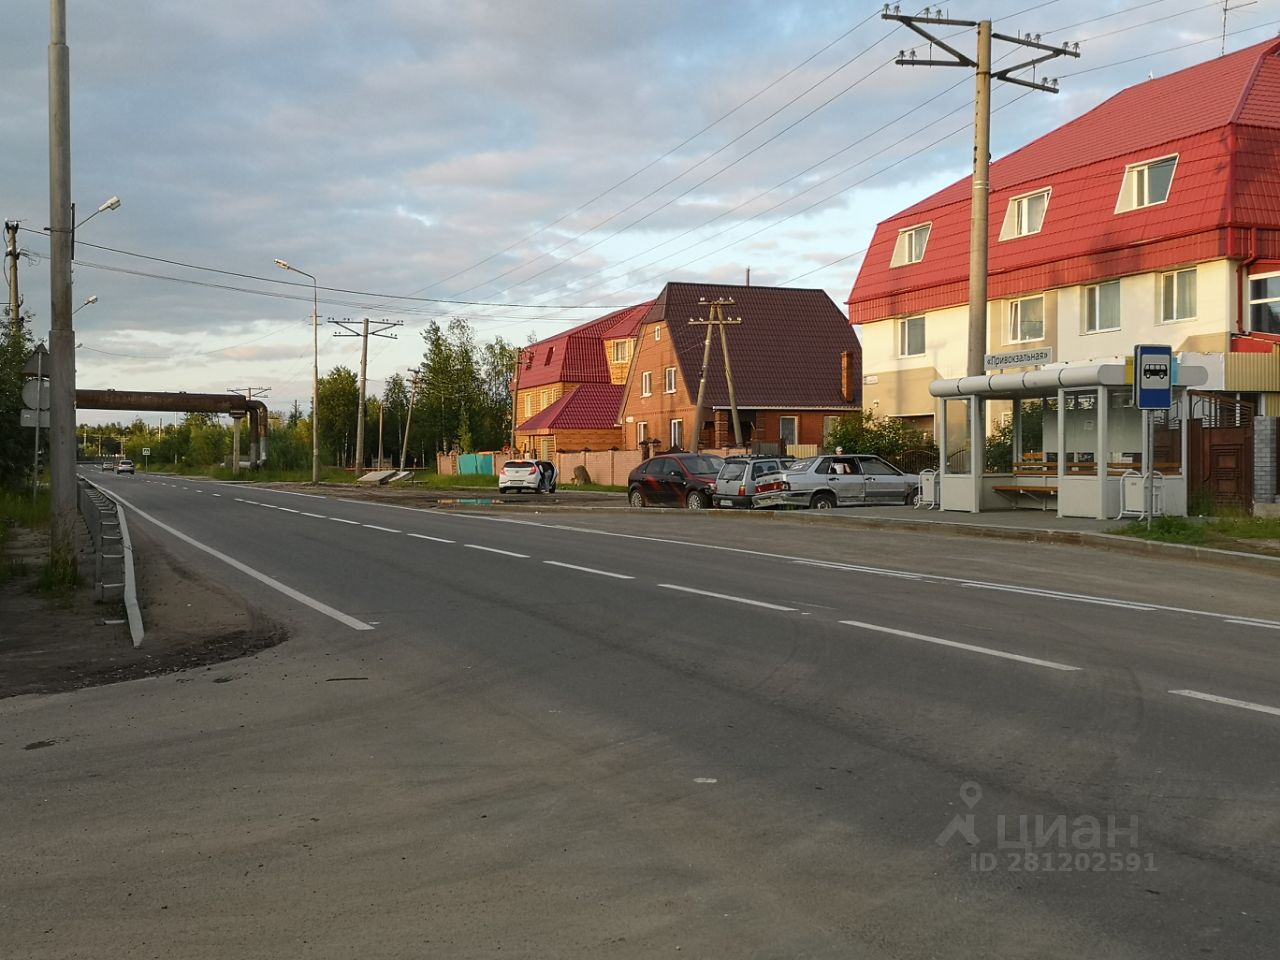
[275,259,320,483]
[72,295,97,315]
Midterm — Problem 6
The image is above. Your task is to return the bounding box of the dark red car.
[627,453,724,509]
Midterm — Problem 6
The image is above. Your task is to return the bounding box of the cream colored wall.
[860,303,969,419]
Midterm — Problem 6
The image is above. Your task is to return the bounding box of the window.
[856,456,900,477]
[523,393,533,417]
[539,389,550,409]
[544,347,554,365]
[1001,188,1050,239]
[670,419,683,450]
[1249,274,1280,334]
[664,367,677,393]
[1162,269,1197,322]
[898,316,925,356]
[823,415,840,440]
[1010,296,1044,342]
[1085,280,1121,332]
[779,416,798,447]
[1117,155,1177,212]
[611,340,632,363]
[636,421,648,444]
[641,371,652,397]
[890,223,931,266]
[654,326,662,342]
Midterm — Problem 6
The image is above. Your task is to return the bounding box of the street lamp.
[72,295,97,315]
[275,258,320,483]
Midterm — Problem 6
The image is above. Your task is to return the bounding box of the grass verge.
[1110,514,1280,553]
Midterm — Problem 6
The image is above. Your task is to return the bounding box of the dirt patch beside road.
[0,518,286,699]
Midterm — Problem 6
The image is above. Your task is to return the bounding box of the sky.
[3,0,1277,425]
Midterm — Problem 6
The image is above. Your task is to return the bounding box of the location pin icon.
[960,781,982,809]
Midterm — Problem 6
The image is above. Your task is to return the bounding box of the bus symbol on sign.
[1141,362,1168,380]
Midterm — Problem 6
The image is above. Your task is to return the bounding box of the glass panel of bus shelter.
[943,397,972,475]
[984,399,1014,472]
[1062,389,1099,475]
[1107,388,1143,469]
[1152,404,1182,474]
[1018,398,1047,463]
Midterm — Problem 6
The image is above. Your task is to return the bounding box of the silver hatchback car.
[713,456,790,508]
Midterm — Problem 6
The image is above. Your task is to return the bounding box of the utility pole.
[882,6,1079,378]
[330,317,401,472]
[402,366,421,469]
[1221,0,1257,56]
[688,298,743,449]
[510,346,523,451]
[4,220,20,333]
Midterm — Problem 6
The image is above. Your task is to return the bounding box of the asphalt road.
[4,472,1279,959]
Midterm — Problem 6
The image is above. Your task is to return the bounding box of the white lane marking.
[259,503,278,509]
[277,507,300,514]
[438,514,1280,629]
[104,490,373,631]
[407,533,455,543]
[211,493,221,497]
[302,512,326,519]
[658,584,797,611]
[363,524,401,533]
[330,517,360,525]
[960,581,1157,612]
[795,559,921,580]
[1225,619,1280,630]
[544,560,634,579]
[840,619,1081,672]
[465,544,529,558]
[1169,689,1280,718]
[259,488,327,500]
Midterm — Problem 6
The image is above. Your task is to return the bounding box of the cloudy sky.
[4,1,1277,424]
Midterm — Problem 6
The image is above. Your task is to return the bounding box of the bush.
[825,411,935,462]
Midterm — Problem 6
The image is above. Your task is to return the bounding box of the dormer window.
[1116,155,1177,213]
[1000,188,1050,239]
[544,346,554,365]
[890,223,931,267]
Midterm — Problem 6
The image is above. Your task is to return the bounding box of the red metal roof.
[644,282,860,408]
[517,301,654,389]
[848,38,1280,323]
[517,383,625,431]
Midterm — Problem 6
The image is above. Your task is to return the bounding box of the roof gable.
[517,383,624,431]
[518,301,653,388]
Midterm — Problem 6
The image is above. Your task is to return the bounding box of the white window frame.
[523,393,533,417]
[636,421,648,444]
[890,222,932,267]
[779,416,798,447]
[1248,271,1280,335]
[1084,280,1121,333]
[1161,268,1197,323]
[654,326,662,342]
[898,316,925,357]
[1116,155,1178,213]
[1010,296,1045,343]
[664,366,677,394]
[1000,188,1051,240]
[611,340,631,363]
[670,419,683,450]
[641,371,652,397]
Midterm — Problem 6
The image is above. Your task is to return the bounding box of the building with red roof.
[618,282,860,453]
[514,301,652,456]
[847,38,1280,435]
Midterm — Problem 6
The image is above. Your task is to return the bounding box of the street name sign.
[984,347,1053,369]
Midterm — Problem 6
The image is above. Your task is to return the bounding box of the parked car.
[498,459,558,494]
[752,454,919,509]
[627,453,724,509]
[713,455,793,508]
[115,459,135,475]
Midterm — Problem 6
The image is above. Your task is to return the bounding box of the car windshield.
[682,455,723,475]
[719,462,746,481]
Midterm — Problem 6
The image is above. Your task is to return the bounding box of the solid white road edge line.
[1168,689,1280,717]
[465,544,529,558]
[840,619,1081,672]
[960,582,1157,612]
[104,490,374,632]
[1225,619,1280,630]
[407,533,455,543]
[658,584,797,611]
[544,560,634,579]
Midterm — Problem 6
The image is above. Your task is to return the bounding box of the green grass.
[1110,514,1280,549]
[0,487,50,530]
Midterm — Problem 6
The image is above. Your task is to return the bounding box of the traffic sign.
[20,409,50,428]
[142,447,151,457]
[1134,344,1173,410]
[21,379,51,410]
[21,343,50,376]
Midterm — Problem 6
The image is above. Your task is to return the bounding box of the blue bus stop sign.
[1134,344,1173,410]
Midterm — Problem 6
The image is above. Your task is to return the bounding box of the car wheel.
[628,487,646,508]
[811,491,837,510]
[903,487,918,506]
[686,490,710,510]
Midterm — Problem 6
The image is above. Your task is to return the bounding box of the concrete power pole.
[47,0,77,579]
[401,366,422,469]
[688,298,744,450]
[330,317,402,472]
[882,8,1079,378]
[4,220,20,333]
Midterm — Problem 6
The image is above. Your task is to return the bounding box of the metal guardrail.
[77,477,145,647]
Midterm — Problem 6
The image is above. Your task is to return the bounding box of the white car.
[115,459,135,475]
[498,459,558,494]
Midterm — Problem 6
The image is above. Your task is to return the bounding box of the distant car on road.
[115,459,135,475]
[100,461,114,472]
[627,453,724,509]
[498,459,558,494]
[713,455,792,508]
[752,454,919,509]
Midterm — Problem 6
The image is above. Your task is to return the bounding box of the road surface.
[3,472,1278,958]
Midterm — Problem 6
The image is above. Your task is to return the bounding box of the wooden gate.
[1187,393,1254,510]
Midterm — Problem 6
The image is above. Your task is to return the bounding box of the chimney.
[840,350,857,403]
[745,266,750,286]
